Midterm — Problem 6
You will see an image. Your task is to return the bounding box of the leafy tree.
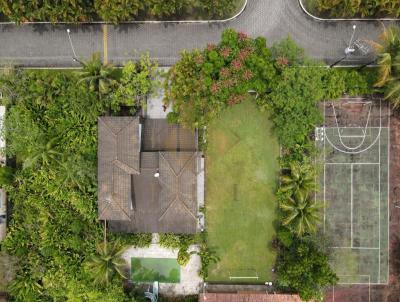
[146,0,188,18]
[111,53,159,112]
[276,236,338,301]
[94,0,143,23]
[264,66,324,149]
[0,0,243,22]
[0,0,93,23]
[195,0,236,19]
[270,37,306,67]
[315,0,400,18]
[280,193,322,236]
[164,29,275,128]
[84,240,127,286]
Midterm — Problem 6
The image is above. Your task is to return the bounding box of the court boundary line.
[332,275,371,302]
[322,99,389,285]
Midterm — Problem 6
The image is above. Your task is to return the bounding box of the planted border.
[298,0,400,21]
[0,0,247,24]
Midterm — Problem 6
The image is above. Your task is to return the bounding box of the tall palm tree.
[280,192,322,237]
[280,161,316,199]
[85,239,127,286]
[369,25,400,87]
[76,53,117,97]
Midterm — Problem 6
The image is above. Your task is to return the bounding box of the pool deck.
[122,238,202,295]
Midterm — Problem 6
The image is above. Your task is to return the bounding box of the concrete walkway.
[0,0,398,67]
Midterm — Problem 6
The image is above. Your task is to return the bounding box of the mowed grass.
[206,100,279,283]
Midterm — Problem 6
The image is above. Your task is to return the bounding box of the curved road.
[0,0,398,67]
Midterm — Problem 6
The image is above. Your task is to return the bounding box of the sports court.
[316,97,389,285]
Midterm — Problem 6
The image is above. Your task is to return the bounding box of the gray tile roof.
[98,116,141,221]
[98,117,199,234]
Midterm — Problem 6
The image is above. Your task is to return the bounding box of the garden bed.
[300,0,400,19]
[0,0,246,23]
[205,100,279,283]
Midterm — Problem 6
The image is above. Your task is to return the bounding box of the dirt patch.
[324,105,400,302]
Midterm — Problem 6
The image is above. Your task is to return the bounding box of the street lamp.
[344,25,357,55]
[330,24,357,68]
[66,28,84,65]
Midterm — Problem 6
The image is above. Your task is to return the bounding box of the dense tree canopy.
[0,60,156,301]
[313,0,400,18]
[0,0,242,23]
[276,235,338,301]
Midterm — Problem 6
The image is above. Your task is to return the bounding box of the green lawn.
[205,100,279,283]
[131,258,180,283]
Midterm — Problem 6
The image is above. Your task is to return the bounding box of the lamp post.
[66,28,84,65]
[345,25,357,55]
[330,25,357,68]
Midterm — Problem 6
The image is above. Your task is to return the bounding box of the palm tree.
[23,137,61,170]
[85,239,127,286]
[280,161,316,199]
[369,26,400,87]
[280,192,322,237]
[76,53,117,97]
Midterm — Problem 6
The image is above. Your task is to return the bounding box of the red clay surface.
[324,106,400,302]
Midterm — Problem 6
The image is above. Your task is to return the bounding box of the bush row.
[0,0,240,23]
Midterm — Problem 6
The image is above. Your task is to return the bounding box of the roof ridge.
[113,159,140,175]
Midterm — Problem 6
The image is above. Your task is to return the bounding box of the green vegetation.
[159,234,196,266]
[205,100,279,282]
[165,29,378,300]
[306,0,400,18]
[0,54,157,301]
[84,240,127,286]
[131,258,180,283]
[371,26,400,108]
[164,30,275,129]
[275,233,338,301]
[0,0,245,23]
[0,28,382,302]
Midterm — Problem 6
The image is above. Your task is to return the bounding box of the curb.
[0,64,380,70]
[298,0,400,21]
[0,0,247,25]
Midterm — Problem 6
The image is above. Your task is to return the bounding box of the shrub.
[110,233,152,248]
[159,234,196,267]
[276,236,338,301]
[0,166,14,186]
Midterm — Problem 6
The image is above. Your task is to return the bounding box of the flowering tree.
[164,29,276,128]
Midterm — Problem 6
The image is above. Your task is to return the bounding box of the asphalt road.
[0,0,398,67]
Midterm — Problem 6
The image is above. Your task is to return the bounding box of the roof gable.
[98,116,141,221]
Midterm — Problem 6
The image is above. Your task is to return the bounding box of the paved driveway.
[0,0,398,67]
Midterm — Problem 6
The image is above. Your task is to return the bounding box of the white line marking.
[325,162,379,165]
[331,101,372,150]
[387,103,391,284]
[378,99,381,283]
[351,163,353,248]
[329,246,380,250]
